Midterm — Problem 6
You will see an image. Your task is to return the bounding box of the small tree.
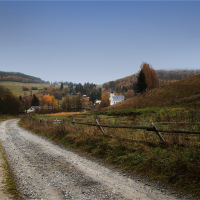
[99,92,110,108]
[137,70,147,93]
[19,95,23,102]
[60,82,63,90]
[76,92,83,111]
[31,94,39,106]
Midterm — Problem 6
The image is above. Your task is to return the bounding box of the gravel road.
[0,119,188,199]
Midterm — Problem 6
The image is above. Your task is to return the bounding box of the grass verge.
[0,142,21,199]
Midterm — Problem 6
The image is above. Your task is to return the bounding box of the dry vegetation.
[18,74,200,198]
[103,74,200,111]
[19,108,200,198]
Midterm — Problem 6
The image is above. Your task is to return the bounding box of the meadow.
[0,81,53,96]
[19,107,200,198]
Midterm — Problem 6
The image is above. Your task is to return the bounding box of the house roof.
[113,95,124,101]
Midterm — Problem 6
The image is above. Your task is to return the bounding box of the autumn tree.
[40,94,58,109]
[22,95,32,112]
[99,92,110,108]
[140,62,159,90]
[61,95,70,111]
[4,93,22,115]
[0,86,21,114]
[76,92,83,111]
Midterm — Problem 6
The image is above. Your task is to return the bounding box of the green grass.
[0,81,57,96]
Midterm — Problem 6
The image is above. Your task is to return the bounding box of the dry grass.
[19,111,200,198]
[103,74,200,111]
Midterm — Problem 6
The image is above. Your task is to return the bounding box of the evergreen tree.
[90,90,96,104]
[60,82,63,90]
[31,94,39,106]
[137,70,147,93]
[19,95,22,102]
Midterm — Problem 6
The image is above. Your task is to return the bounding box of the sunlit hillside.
[0,82,52,96]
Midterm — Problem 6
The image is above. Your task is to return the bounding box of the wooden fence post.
[150,122,165,142]
[95,118,105,135]
[71,117,78,130]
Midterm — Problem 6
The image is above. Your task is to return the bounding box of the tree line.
[0,86,22,115]
[0,71,46,83]
[103,65,200,97]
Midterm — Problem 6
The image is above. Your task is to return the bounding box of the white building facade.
[109,91,125,105]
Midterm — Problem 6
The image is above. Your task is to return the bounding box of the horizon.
[0,1,200,84]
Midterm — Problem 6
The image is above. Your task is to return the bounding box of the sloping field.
[0,82,52,96]
[104,74,200,111]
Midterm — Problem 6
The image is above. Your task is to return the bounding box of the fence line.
[66,120,200,134]
[31,116,200,143]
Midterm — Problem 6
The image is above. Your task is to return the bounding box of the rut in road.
[0,119,181,200]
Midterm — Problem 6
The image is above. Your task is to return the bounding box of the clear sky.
[0,1,200,84]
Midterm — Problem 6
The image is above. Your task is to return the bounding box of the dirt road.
[0,119,184,199]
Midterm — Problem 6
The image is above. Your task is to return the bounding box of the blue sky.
[0,1,200,84]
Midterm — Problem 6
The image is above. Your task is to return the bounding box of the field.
[0,81,65,97]
[0,81,51,96]
[19,107,200,198]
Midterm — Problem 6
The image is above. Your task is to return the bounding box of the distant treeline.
[0,71,47,83]
[103,70,200,95]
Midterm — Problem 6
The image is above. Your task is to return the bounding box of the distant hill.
[0,71,47,83]
[102,70,200,95]
[102,74,200,110]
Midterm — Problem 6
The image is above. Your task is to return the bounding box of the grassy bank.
[0,142,21,199]
[19,108,200,198]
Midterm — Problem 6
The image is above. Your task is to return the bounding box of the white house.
[95,100,101,105]
[109,91,125,106]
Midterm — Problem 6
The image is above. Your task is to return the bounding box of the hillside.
[103,74,200,110]
[0,82,52,97]
[103,70,200,95]
[0,71,47,83]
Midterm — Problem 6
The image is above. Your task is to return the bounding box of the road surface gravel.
[0,119,189,199]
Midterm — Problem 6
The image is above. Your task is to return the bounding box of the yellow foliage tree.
[99,92,110,108]
[40,94,58,108]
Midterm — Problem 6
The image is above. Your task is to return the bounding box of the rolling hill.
[0,71,47,83]
[102,69,200,95]
[103,74,200,110]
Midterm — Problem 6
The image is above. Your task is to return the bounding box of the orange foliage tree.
[40,94,58,108]
[140,62,159,90]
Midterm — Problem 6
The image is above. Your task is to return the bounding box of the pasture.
[0,81,61,96]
